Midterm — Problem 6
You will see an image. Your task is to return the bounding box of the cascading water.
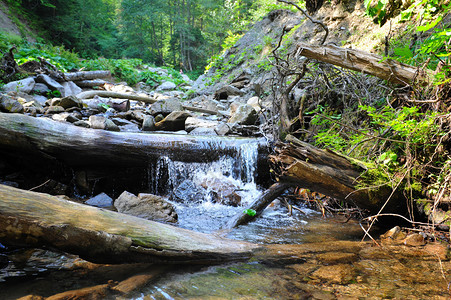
[145,136,266,233]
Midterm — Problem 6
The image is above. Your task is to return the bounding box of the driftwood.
[0,184,259,264]
[296,43,432,85]
[225,182,291,228]
[77,90,225,116]
[74,79,108,88]
[63,70,111,82]
[0,46,20,82]
[270,135,401,213]
[0,112,267,166]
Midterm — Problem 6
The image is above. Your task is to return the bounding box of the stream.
[0,134,450,299]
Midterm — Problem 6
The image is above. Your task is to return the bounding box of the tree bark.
[74,79,107,88]
[270,135,401,213]
[225,182,292,229]
[0,113,267,167]
[0,184,259,264]
[63,70,111,82]
[295,43,432,85]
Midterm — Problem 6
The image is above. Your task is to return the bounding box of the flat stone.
[3,77,35,94]
[73,120,90,128]
[61,81,82,97]
[45,105,65,114]
[311,264,357,284]
[215,123,230,135]
[155,111,191,131]
[59,95,83,109]
[185,117,218,132]
[150,98,183,115]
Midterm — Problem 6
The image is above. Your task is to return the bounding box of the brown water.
[1,211,450,299]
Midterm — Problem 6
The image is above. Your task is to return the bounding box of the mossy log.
[0,112,267,167]
[296,43,432,85]
[0,184,260,264]
[270,135,402,213]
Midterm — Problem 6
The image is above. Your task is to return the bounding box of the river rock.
[150,98,183,115]
[2,77,35,93]
[310,264,357,284]
[402,233,425,246]
[156,81,177,91]
[142,115,156,131]
[35,74,64,95]
[85,192,114,208]
[201,176,241,206]
[32,95,48,106]
[45,105,65,115]
[185,117,219,132]
[73,120,90,128]
[114,191,178,223]
[59,95,83,110]
[89,115,120,131]
[214,85,244,100]
[61,81,82,97]
[171,180,206,203]
[215,123,230,135]
[228,103,257,125]
[0,94,24,113]
[32,82,51,95]
[155,111,191,131]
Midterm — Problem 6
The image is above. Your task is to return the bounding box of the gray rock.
[0,94,24,113]
[247,96,261,112]
[185,117,219,132]
[142,115,156,131]
[85,192,113,208]
[61,81,82,97]
[35,74,64,95]
[115,191,178,223]
[59,95,83,109]
[45,105,65,115]
[32,95,48,106]
[170,180,206,203]
[32,83,51,95]
[52,112,80,123]
[228,104,257,125]
[131,110,146,123]
[201,177,241,206]
[189,127,218,136]
[154,114,164,122]
[156,81,177,91]
[150,98,183,115]
[3,77,35,94]
[214,85,244,100]
[89,115,119,131]
[215,123,230,136]
[155,111,191,131]
[73,120,90,128]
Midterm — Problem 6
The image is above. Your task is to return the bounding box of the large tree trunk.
[296,43,432,85]
[270,135,402,213]
[0,184,259,264]
[0,113,267,167]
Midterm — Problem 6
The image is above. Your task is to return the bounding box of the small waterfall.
[147,136,265,199]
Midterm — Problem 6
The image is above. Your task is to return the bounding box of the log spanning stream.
[0,114,450,299]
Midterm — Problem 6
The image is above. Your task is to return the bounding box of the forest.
[1,0,451,298]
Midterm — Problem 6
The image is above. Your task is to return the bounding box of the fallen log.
[225,182,292,228]
[0,113,267,167]
[74,79,108,88]
[63,70,111,82]
[270,135,402,213]
[77,90,225,116]
[0,184,260,264]
[296,43,432,85]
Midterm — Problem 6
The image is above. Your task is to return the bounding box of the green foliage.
[81,58,142,85]
[364,0,388,25]
[243,209,257,217]
[0,31,24,52]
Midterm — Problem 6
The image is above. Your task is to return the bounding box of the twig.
[29,179,51,191]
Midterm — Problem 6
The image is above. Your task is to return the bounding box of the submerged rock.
[115,191,178,223]
[171,180,207,203]
[201,177,241,206]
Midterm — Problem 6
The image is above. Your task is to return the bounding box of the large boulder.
[61,81,83,97]
[228,103,258,125]
[155,111,191,131]
[114,191,178,223]
[35,74,64,95]
[156,81,177,91]
[0,94,24,113]
[214,85,244,100]
[150,98,183,116]
[2,77,35,94]
[59,95,83,110]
